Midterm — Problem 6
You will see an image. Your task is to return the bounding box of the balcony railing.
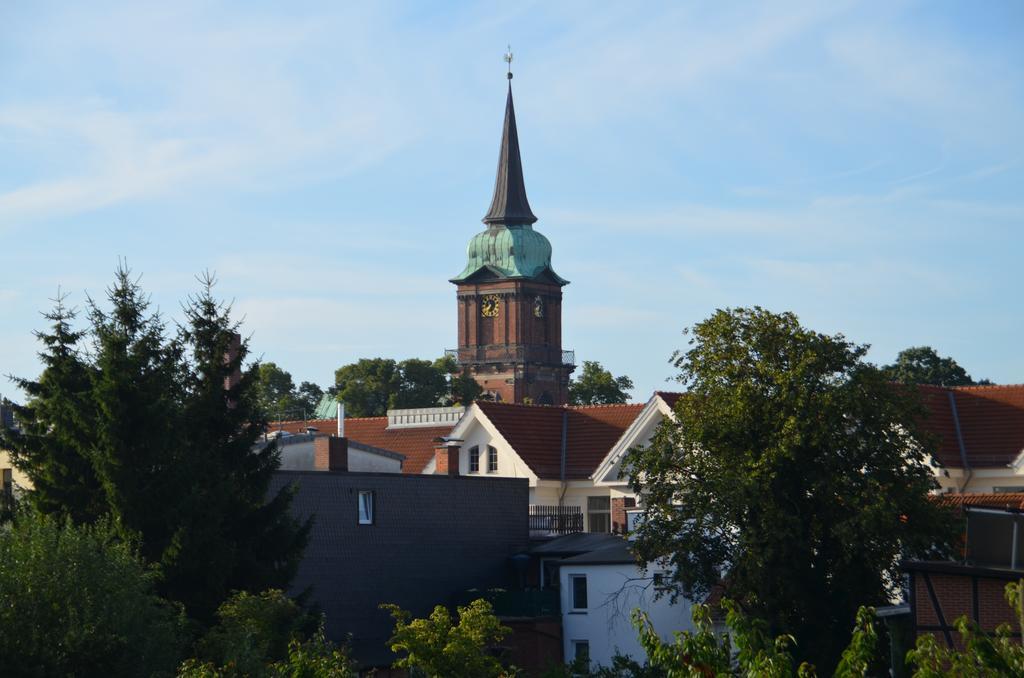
[445,347,575,367]
[529,505,583,536]
[452,588,560,618]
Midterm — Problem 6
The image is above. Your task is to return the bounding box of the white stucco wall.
[276,440,402,474]
[559,562,694,668]
[934,465,1024,494]
[449,415,536,483]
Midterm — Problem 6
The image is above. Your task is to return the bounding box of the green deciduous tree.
[0,511,189,678]
[333,358,401,417]
[628,600,880,677]
[881,345,989,386]
[569,360,634,405]
[333,356,477,416]
[391,358,448,409]
[254,363,300,419]
[624,307,955,672]
[191,589,316,676]
[295,381,325,415]
[382,598,513,678]
[252,365,325,421]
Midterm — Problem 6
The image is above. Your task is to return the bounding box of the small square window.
[570,574,588,611]
[358,491,374,525]
[573,640,589,662]
[653,570,673,592]
[487,445,498,473]
[469,446,480,473]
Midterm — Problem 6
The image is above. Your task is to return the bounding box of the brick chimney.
[314,436,349,472]
[223,332,242,404]
[433,438,462,477]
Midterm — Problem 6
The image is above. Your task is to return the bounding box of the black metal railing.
[529,505,583,535]
[451,588,560,618]
[445,347,575,367]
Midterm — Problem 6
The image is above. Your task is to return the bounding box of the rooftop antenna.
[504,44,513,80]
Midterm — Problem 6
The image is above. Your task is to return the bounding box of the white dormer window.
[358,491,374,525]
[487,445,498,473]
[469,446,480,473]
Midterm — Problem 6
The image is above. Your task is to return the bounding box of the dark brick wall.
[270,471,530,667]
[909,564,1020,649]
[611,497,636,535]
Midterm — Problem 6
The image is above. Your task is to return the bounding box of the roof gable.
[592,392,680,484]
[919,384,1024,469]
[474,401,643,480]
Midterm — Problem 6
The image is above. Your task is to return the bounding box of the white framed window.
[358,491,374,525]
[569,574,588,611]
[487,445,498,473]
[469,446,480,473]
[587,496,610,533]
[572,639,589,662]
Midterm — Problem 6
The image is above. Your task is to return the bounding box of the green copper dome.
[450,224,568,284]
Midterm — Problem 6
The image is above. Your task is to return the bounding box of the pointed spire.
[482,60,537,226]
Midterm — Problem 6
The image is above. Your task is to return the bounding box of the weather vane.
[504,45,513,79]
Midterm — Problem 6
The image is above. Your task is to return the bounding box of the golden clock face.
[481,295,500,318]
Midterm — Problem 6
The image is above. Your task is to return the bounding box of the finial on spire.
[504,45,513,80]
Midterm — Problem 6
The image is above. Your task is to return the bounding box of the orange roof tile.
[932,492,1024,511]
[476,401,644,480]
[268,417,451,474]
[918,384,1024,469]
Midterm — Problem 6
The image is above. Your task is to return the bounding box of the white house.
[421,398,672,532]
[531,533,696,668]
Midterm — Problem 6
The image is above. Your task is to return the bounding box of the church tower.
[448,67,574,406]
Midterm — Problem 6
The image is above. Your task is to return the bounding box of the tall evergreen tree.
[2,293,103,523]
[170,273,309,621]
[86,267,187,562]
[6,267,308,622]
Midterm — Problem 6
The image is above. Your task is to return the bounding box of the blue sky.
[1,1,1022,401]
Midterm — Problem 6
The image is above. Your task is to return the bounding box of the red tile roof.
[932,492,1024,511]
[919,384,1024,469]
[655,391,684,409]
[476,401,644,480]
[268,417,451,474]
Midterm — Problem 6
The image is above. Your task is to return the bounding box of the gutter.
[948,391,973,493]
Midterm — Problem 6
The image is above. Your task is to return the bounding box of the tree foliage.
[569,360,634,405]
[0,510,189,677]
[332,356,482,417]
[382,598,513,678]
[627,599,881,677]
[179,627,355,678]
[3,266,309,622]
[624,307,955,672]
[184,589,335,678]
[881,345,989,386]
[3,292,105,523]
[252,363,324,420]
